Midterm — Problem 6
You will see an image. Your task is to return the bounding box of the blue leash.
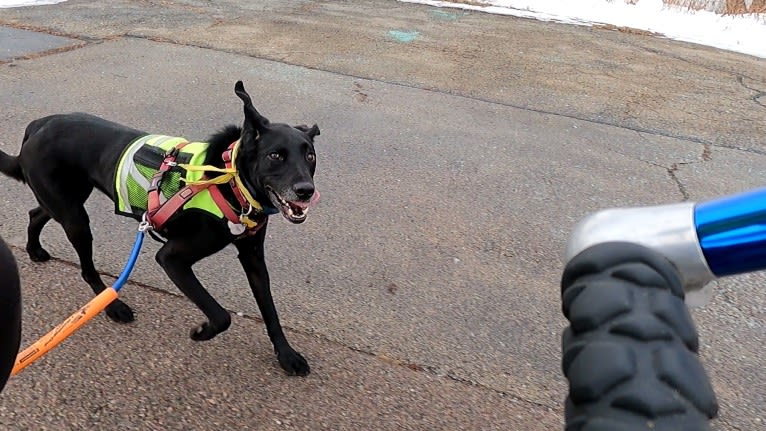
[113,230,145,293]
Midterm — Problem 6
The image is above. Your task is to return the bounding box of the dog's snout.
[293,182,315,201]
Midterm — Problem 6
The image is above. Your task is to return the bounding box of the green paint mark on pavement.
[388,30,420,43]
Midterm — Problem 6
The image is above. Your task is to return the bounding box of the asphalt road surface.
[0,1,764,430]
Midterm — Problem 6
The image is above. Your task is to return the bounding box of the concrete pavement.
[0,1,764,430]
[0,250,560,430]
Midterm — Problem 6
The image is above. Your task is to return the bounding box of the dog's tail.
[0,151,23,183]
[0,123,34,183]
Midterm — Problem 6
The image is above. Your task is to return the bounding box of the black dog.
[0,81,319,376]
[0,236,22,393]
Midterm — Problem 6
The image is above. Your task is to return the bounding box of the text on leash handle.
[11,231,145,375]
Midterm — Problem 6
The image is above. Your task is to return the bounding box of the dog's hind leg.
[59,207,135,323]
[26,206,52,262]
[26,170,135,324]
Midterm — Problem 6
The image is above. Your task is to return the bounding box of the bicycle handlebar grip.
[561,242,718,431]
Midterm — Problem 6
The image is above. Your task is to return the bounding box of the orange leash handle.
[11,287,119,375]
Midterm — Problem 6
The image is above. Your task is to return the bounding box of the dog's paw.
[27,246,51,262]
[277,349,310,376]
[105,300,135,323]
[190,322,218,341]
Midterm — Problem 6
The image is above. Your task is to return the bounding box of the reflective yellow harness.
[114,135,273,235]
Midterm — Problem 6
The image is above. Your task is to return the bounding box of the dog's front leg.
[235,231,310,376]
[155,236,231,341]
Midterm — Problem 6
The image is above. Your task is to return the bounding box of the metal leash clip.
[138,212,153,232]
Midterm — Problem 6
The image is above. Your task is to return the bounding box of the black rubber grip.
[0,237,22,393]
[561,242,718,431]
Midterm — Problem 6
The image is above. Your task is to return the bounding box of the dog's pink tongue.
[292,189,321,209]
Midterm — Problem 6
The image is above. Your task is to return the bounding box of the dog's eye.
[268,152,283,161]
[306,153,316,163]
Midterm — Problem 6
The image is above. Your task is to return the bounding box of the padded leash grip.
[11,288,119,376]
[11,231,145,375]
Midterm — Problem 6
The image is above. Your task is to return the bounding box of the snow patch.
[399,0,766,58]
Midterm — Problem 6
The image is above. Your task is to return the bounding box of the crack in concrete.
[343,344,559,410]
[633,155,690,201]
[702,143,713,161]
[631,132,716,201]
[0,41,91,65]
[0,22,97,64]
[633,43,765,85]
[668,162,691,201]
[669,143,716,202]
[737,75,766,110]
[0,21,93,40]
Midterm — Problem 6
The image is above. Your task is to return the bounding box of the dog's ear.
[296,124,320,140]
[234,81,269,134]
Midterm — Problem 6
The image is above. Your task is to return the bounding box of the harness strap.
[209,185,266,235]
[146,141,190,220]
[148,183,208,228]
[208,184,241,225]
[222,145,251,214]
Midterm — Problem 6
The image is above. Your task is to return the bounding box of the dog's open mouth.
[266,187,320,224]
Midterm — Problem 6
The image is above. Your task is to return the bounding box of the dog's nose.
[293,182,315,201]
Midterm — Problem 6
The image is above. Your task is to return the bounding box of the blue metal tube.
[694,186,766,277]
[112,231,145,292]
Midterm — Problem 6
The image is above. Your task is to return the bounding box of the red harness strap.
[146,142,189,225]
[208,185,242,225]
[148,182,208,228]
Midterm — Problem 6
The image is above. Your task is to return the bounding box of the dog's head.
[234,81,320,224]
